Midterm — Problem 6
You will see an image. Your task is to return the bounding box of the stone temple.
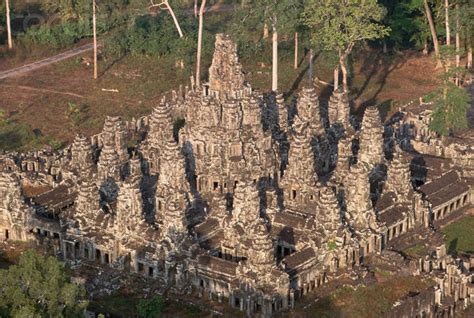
[0,34,473,317]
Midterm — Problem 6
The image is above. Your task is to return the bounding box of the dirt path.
[0,43,94,80]
[1,84,85,98]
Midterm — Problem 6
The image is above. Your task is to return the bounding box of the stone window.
[148,267,154,277]
[84,247,89,259]
[463,194,468,205]
[229,143,242,157]
[291,190,297,200]
[5,229,9,240]
[195,142,205,157]
[104,253,110,264]
[138,262,144,273]
[213,182,219,191]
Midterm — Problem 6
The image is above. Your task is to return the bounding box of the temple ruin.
[0,34,473,317]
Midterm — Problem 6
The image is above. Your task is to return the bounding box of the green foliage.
[303,0,390,56]
[428,45,470,136]
[42,0,91,21]
[0,250,87,317]
[428,83,469,136]
[380,0,430,50]
[442,215,474,255]
[19,20,92,49]
[327,240,337,251]
[105,12,216,69]
[137,295,166,318]
[238,0,304,33]
[65,102,87,127]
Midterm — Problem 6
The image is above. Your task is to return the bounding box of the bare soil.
[0,47,441,150]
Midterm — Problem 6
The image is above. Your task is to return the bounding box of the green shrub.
[137,295,166,318]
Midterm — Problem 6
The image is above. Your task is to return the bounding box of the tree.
[0,250,87,317]
[445,0,451,46]
[428,45,470,136]
[137,295,166,318]
[93,0,98,79]
[237,0,303,92]
[379,0,430,52]
[423,0,441,61]
[304,0,390,92]
[149,0,184,38]
[195,0,206,88]
[5,0,12,49]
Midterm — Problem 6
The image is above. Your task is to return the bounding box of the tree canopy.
[137,295,166,318]
[303,0,390,57]
[428,45,470,136]
[0,250,87,317]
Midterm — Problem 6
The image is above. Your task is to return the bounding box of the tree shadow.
[99,54,126,78]
[447,237,458,255]
[353,51,409,116]
[285,51,321,99]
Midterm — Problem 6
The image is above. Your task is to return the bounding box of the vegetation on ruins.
[428,45,470,135]
[303,0,391,92]
[0,250,87,317]
[442,215,474,255]
[136,295,166,318]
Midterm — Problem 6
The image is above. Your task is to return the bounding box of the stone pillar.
[289,289,295,308]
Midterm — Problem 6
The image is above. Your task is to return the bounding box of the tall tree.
[149,0,184,38]
[304,0,390,92]
[239,0,303,92]
[0,250,87,317]
[5,0,12,49]
[195,0,206,88]
[429,45,470,136]
[423,0,441,60]
[445,0,451,46]
[93,0,98,79]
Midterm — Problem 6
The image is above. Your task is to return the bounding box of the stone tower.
[208,34,245,99]
[345,164,377,232]
[385,145,412,197]
[358,106,384,169]
[328,88,350,130]
[143,102,174,174]
[71,134,94,174]
[297,87,324,136]
[281,115,318,208]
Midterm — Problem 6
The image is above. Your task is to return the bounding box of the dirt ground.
[0,46,441,149]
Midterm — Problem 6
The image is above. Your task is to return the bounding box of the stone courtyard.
[0,34,473,317]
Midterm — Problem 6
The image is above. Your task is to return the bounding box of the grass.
[0,119,60,152]
[402,244,428,258]
[88,292,141,317]
[0,25,439,153]
[442,215,474,255]
[305,276,432,318]
[88,292,213,318]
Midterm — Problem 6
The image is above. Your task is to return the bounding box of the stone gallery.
[0,35,473,317]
